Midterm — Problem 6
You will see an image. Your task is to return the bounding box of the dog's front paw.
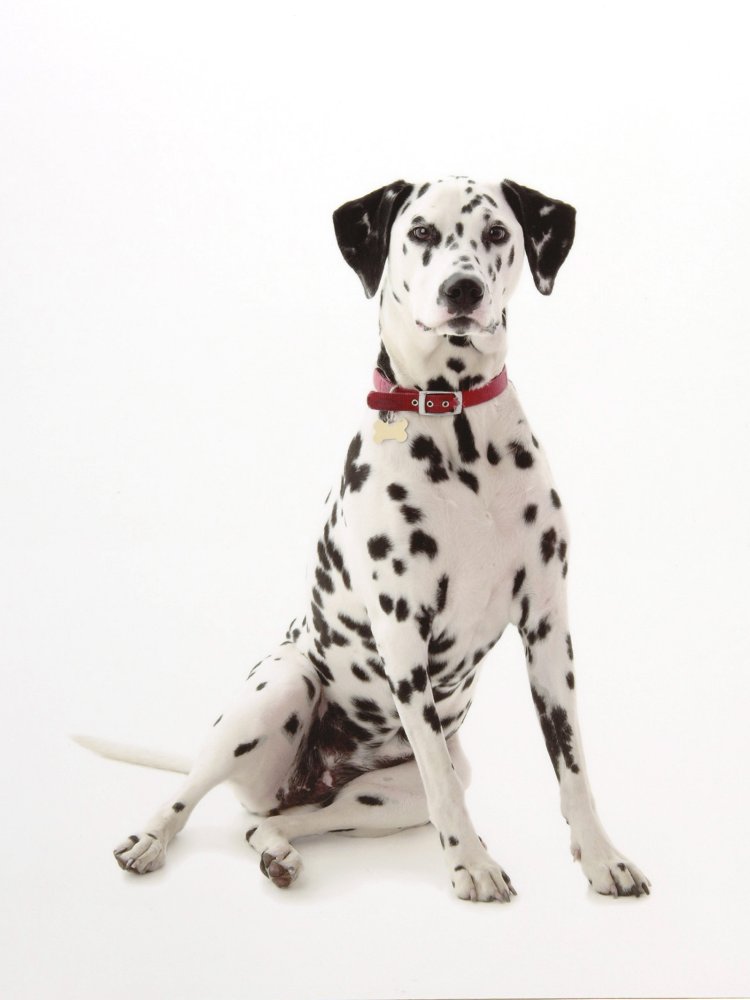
[113,832,166,874]
[576,840,651,898]
[451,858,516,903]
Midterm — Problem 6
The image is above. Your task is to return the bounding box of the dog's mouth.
[415,316,500,340]
[444,316,500,339]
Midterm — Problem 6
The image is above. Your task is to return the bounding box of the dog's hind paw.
[113,832,166,874]
[247,822,303,888]
[259,847,303,888]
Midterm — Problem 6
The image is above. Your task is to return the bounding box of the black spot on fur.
[337,612,374,643]
[379,593,394,614]
[352,697,386,726]
[423,704,441,733]
[461,195,483,214]
[509,440,534,468]
[309,650,334,687]
[457,469,479,493]
[448,836,459,847]
[512,567,526,597]
[411,666,427,692]
[401,504,423,524]
[524,504,538,524]
[429,631,455,656]
[387,482,408,501]
[315,566,334,594]
[487,442,500,465]
[246,658,264,679]
[340,433,371,497]
[410,530,438,558]
[234,740,259,757]
[397,679,412,703]
[317,540,331,572]
[541,527,558,563]
[551,705,579,773]
[172,802,185,813]
[519,595,530,629]
[357,795,384,806]
[531,689,579,778]
[395,597,410,621]
[351,663,369,682]
[367,534,392,560]
[566,633,574,660]
[323,522,351,590]
[256,681,267,691]
[415,604,434,640]
[551,488,561,508]
[436,574,449,613]
[367,657,387,680]
[536,616,551,641]
[392,558,406,575]
[410,434,449,483]
[447,357,465,373]
[566,671,575,689]
[453,412,479,463]
[283,713,300,737]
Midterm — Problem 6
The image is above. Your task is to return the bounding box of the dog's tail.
[71,734,192,774]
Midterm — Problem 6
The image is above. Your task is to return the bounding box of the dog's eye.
[409,225,432,242]
[487,224,509,244]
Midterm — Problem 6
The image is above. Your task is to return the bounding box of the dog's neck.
[376,291,508,392]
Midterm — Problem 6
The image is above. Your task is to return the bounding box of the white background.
[1,2,749,998]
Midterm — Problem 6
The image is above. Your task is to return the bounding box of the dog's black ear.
[501,180,576,295]
[333,180,414,298]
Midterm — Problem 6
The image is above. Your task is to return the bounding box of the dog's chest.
[334,384,555,645]
[292,383,560,754]
[349,383,548,587]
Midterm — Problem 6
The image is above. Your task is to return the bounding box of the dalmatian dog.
[83,176,650,902]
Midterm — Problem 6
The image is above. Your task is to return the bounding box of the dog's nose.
[439,274,485,314]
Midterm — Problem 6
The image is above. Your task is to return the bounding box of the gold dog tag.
[373,417,408,444]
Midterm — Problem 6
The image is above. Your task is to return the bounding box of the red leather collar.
[367,367,508,415]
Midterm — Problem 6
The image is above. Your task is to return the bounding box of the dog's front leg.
[513,572,651,897]
[371,617,515,902]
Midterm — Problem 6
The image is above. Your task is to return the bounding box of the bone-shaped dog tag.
[373,417,408,444]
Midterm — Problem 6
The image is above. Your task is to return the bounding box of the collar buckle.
[417,390,463,415]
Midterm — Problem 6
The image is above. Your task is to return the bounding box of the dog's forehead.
[400,177,509,223]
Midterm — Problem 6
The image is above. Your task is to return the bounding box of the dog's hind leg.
[244,736,510,899]
[113,643,321,874]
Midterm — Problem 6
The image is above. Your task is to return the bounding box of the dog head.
[333,177,576,370]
